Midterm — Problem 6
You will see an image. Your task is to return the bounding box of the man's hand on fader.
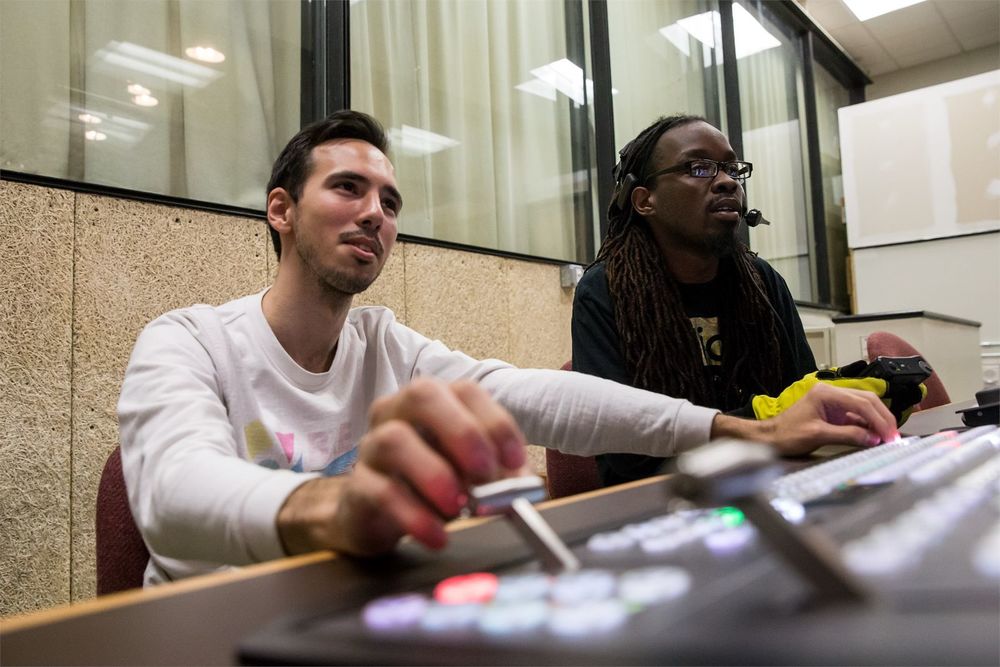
[277,378,528,557]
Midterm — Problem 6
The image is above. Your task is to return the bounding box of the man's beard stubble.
[297,235,382,297]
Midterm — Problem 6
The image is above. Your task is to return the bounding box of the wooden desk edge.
[1,475,663,635]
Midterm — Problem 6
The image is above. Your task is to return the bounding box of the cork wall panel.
[71,195,268,601]
[0,182,74,616]
[352,240,406,320]
[403,245,509,360]
[504,259,574,370]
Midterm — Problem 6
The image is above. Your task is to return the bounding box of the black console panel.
[240,427,1000,666]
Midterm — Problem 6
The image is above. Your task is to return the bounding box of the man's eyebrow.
[678,148,738,161]
[330,170,404,208]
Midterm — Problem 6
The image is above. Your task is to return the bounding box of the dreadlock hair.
[596,115,784,409]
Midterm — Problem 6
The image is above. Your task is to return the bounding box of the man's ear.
[631,185,656,217]
[266,188,294,235]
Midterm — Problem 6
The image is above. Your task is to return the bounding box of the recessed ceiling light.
[127,83,150,96]
[85,130,107,141]
[185,45,225,63]
[842,0,927,22]
[78,113,102,124]
[132,93,159,107]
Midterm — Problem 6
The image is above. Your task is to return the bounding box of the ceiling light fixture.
[669,4,780,61]
[132,93,159,107]
[96,41,221,87]
[516,59,617,106]
[185,45,225,63]
[388,125,460,156]
[842,0,927,22]
[78,113,102,124]
[84,130,107,141]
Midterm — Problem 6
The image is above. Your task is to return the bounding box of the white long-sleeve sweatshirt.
[117,290,718,584]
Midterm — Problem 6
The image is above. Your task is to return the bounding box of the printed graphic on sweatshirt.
[243,420,357,475]
[690,316,722,366]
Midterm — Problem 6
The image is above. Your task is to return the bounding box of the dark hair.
[596,115,783,408]
[265,110,389,258]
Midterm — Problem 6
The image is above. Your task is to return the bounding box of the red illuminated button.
[434,572,499,605]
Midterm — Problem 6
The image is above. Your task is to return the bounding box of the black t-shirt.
[571,258,817,486]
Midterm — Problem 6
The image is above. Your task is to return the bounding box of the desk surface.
[0,479,660,666]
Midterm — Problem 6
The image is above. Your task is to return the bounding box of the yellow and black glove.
[752,361,927,426]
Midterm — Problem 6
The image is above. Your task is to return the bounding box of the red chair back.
[865,331,951,410]
[544,361,602,498]
[95,446,149,594]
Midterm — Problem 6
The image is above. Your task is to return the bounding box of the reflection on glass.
[813,64,851,310]
[0,0,300,209]
[607,0,722,154]
[351,0,594,263]
[736,1,813,301]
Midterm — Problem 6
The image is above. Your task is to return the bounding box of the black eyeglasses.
[644,159,753,184]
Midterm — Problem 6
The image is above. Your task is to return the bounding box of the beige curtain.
[606,0,718,152]
[351,0,580,260]
[0,0,299,210]
[736,11,812,301]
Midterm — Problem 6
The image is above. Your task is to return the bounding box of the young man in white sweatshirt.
[117,110,897,585]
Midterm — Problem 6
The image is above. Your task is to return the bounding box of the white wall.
[851,234,1000,343]
[867,44,1000,101]
[840,71,1000,389]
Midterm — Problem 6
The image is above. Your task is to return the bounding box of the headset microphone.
[742,208,769,228]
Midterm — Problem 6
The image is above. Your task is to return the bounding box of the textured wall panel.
[71,195,269,601]
[504,259,573,370]
[0,182,74,616]
[403,245,509,360]
[504,259,574,479]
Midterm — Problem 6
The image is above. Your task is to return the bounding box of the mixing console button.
[420,602,482,632]
[705,525,755,554]
[362,593,429,631]
[477,600,548,636]
[494,573,551,602]
[548,599,628,636]
[433,572,498,605]
[972,523,1000,578]
[618,566,691,605]
[550,569,617,604]
[586,530,635,553]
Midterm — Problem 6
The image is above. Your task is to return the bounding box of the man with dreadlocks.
[573,115,819,487]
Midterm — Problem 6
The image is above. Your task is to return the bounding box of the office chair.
[95,445,149,594]
[865,331,951,410]
[544,361,602,499]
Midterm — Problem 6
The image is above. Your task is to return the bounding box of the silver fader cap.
[467,475,580,574]
[468,475,548,517]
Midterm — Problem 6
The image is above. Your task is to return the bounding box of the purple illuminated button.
[704,525,755,555]
[362,593,429,632]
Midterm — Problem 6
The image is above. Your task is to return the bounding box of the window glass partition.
[606,0,722,155]
[734,1,813,301]
[813,63,852,311]
[0,0,300,210]
[350,0,595,263]
[1,0,867,296]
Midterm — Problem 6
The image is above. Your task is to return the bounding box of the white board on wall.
[839,70,1000,249]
